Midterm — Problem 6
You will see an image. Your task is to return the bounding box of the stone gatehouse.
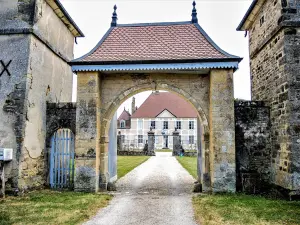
[0,0,299,197]
[70,2,241,193]
[237,0,300,196]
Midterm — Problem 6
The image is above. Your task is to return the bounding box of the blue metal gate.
[50,129,75,189]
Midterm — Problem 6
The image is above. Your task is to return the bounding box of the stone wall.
[235,101,271,194]
[249,0,300,192]
[0,35,29,191]
[46,103,76,146]
[281,0,300,193]
[0,0,35,31]
[249,0,282,57]
[0,0,75,191]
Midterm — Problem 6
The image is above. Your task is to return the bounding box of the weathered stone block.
[74,166,96,192]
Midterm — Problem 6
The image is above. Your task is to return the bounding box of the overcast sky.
[61,0,252,116]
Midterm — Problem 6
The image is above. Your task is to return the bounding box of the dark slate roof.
[72,21,241,63]
[131,92,197,118]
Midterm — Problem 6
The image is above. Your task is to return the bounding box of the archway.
[104,87,210,192]
[72,70,237,193]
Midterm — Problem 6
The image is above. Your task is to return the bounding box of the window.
[120,120,125,128]
[155,136,159,144]
[138,120,143,130]
[138,135,143,144]
[189,135,194,144]
[176,121,181,130]
[189,121,194,130]
[150,121,156,129]
[260,16,265,26]
[121,135,125,143]
[163,121,168,129]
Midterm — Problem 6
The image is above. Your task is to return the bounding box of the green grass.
[176,156,197,179]
[117,156,150,179]
[0,190,112,225]
[193,194,300,225]
[155,149,172,152]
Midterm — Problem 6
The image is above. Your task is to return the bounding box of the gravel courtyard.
[84,152,198,225]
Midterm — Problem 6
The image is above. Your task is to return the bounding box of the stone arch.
[74,69,236,193]
[100,82,211,191]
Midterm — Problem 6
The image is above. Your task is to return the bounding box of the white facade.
[118,110,197,150]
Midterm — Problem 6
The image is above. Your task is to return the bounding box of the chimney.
[132,97,136,114]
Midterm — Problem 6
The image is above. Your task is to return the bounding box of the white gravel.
[84,152,198,225]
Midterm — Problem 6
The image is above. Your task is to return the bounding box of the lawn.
[117,156,150,179]
[193,194,300,225]
[177,156,300,225]
[0,190,112,225]
[176,156,197,179]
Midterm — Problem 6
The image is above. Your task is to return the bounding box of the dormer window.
[120,120,126,128]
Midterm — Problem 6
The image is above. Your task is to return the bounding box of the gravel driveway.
[84,152,198,225]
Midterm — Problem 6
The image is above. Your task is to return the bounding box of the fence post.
[173,130,180,156]
[147,130,155,156]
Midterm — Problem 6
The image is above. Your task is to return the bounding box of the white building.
[117,91,198,150]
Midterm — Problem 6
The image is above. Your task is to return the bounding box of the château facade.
[117,92,198,150]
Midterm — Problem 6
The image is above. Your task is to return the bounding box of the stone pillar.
[117,131,122,152]
[75,71,100,192]
[194,118,202,192]
[209,69,236,192]
[202,132,211,192]
[172,130,180,156]
[147,130,155,156]
[99,136,109,191]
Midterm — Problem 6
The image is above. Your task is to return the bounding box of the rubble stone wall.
[235,101,271,194]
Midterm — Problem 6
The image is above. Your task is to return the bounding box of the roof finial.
[111,5,118,27]
[191,1,198,23]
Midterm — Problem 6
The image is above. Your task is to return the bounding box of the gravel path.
[84,152,198,225]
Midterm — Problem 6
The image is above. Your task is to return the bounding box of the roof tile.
[79,23,230,62]
[131,92,198,118]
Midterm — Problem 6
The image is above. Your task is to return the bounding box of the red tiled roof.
[131,92,197,118]
[75,22,236,62]
[118,109,131,121]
